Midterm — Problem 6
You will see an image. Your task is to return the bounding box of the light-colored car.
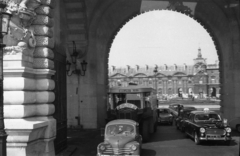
[158,108,173,125]
[228,117,240,133]
[97,119,142,156]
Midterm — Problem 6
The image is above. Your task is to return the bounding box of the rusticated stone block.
[4,77,36,91]
[33,25,53,37]
[33,58,54,69]
[36,79,55,91]
[4,104,55,118]
[35,36,54,48]
[35,5,53,17]
[4,91,37,104]
[36,91,55,103]
[34,47,54,59]
[40,0,56,8]
[33,15,54,27]
[3,54,33,68]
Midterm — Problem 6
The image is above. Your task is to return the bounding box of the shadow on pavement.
[57,129,103,156]
[141,148,157,156]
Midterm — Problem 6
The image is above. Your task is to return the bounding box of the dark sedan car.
[158,108,173,125]
[182,109,232,145]
[175,107,197,131]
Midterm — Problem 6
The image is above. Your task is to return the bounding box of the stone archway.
[84,0,239,128]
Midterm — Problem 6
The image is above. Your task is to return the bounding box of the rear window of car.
[106,124,135,135]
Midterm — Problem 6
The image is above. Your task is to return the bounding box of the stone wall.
[3,0,56,155]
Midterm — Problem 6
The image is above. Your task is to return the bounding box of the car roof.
[190,110,218,114]
[182,107,197,110]
[169,103,181,107]
[107,119,138,126]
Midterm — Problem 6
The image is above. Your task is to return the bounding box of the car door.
[185,113,194,135]
[188,114,196,137]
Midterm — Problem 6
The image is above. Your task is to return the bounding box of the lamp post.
[153,66,158,93]
[66,41,88,76]
[0,1,11,156]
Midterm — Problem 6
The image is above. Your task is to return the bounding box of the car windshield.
[194,113,221,122]
[106,124,135,136]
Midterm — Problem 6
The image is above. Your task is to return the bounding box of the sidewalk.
[56,128,103,156]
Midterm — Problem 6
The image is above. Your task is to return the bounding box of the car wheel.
[176,122,179,129]
[236,124,240,133]
[194,132,201,145]
[181,127,185,132]
[225,140,231,146]
[169,122,173,126]
[142,121,150,142]
[154,122,157,132]
[185,131,189,138]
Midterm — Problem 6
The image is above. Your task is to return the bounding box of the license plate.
[208,135,220,138]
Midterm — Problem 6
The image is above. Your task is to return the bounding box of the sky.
[109,10,218,68]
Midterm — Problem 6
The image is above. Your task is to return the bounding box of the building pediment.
[133,73,147,77]
[173,72,187,76]
[110,73,127,78]
[156,73,166,77]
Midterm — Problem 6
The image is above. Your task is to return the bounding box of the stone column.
[3,0,56,156]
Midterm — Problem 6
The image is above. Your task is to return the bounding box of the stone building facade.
[109,48,220,98]
[3,0,57,155]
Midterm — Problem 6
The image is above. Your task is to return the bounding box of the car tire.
[194,132,201,145]
[236,124,240,133]
[169,122,173,126]
[142,121,150,142]
[154,121,157,133]
[175,123,179,130]
[181,127,185,132]
[185,131,189,138]
[225,140,231,146]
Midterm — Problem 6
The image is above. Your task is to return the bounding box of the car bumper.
[97,154,140,156]
[200,136,231,141]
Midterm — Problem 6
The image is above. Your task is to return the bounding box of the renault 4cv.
[182,108,232,145]
[106,86,158,142]
[97,119,142,156]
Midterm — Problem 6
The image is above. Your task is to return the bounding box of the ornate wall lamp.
[0,1,12,155]
[66,41,88,76]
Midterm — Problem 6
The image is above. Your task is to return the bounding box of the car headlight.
[225,127,231,133]
[200,127,205,133]
[99,144,105,151]
[131,144,137,151]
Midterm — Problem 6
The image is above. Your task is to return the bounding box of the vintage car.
[97,119,142,156]
[175,106,197,131]
[182,109,232,145]
[168,103,183,118]
[158,108,173,125]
